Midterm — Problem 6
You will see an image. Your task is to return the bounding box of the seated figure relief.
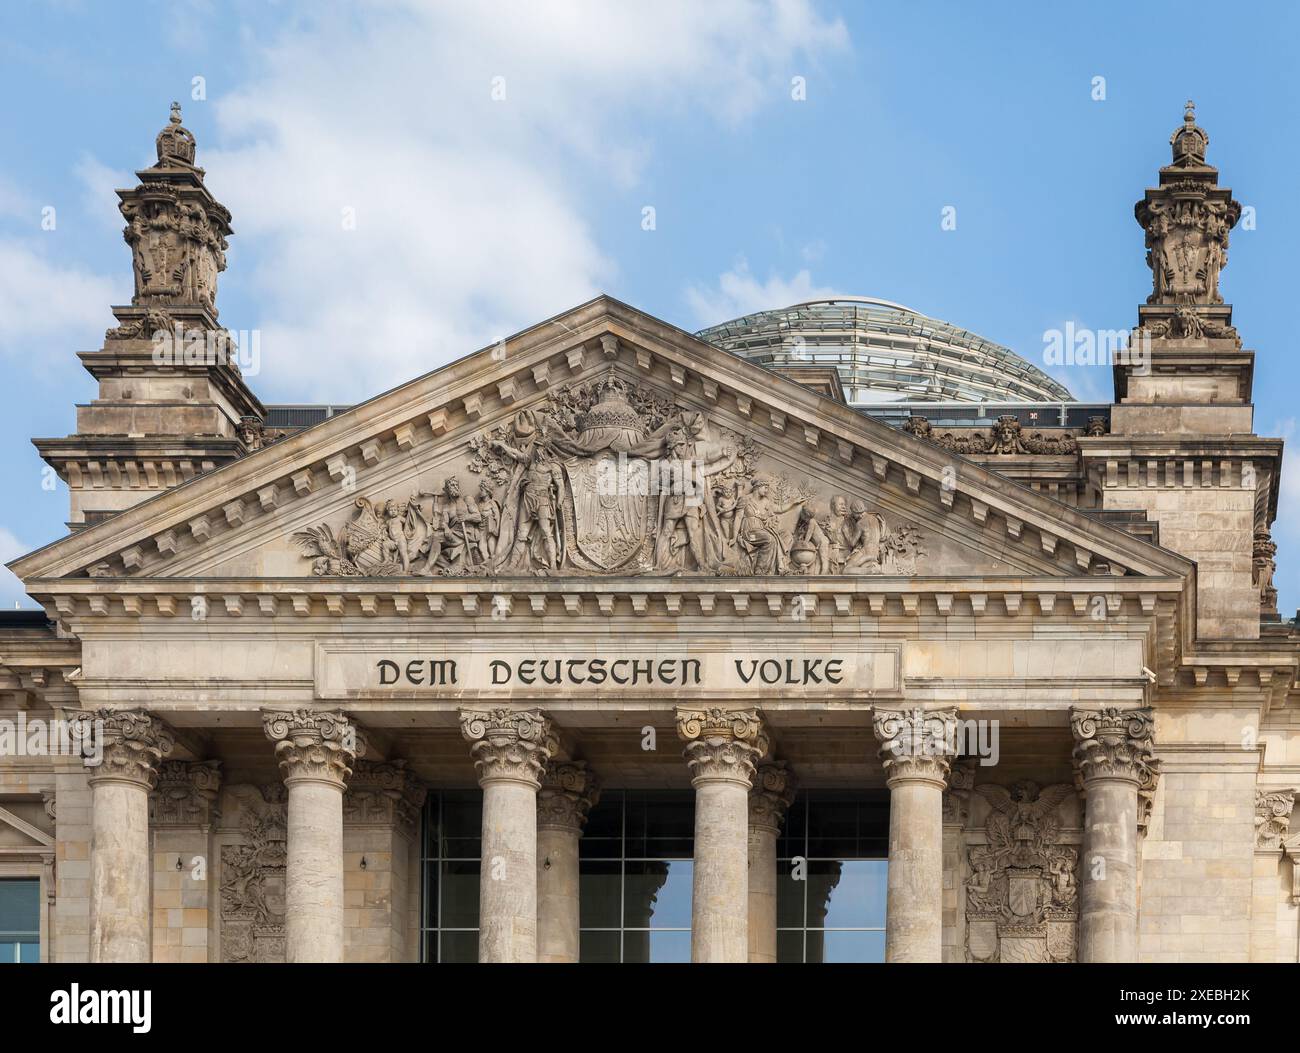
[294,373,927,578]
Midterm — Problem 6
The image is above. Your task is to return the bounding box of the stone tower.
[34,103,265,528]
[1081,102,1283,637]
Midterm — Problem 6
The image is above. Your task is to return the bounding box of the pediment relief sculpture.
[293,372,926,579]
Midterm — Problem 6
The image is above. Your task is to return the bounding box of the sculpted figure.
[843,499,886,573]
[736,477,805,575]
[493,437,565,572]
[792,504,831,574]
[653,416,736,572]
[821,494,854,572]
[438,476,483,572]
[477,478,501,561]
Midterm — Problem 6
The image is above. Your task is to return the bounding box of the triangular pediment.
[11,296,1192,589]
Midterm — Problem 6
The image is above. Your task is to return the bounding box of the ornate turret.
[1082,103,1283,637]
[34,104,264,529]
[1133,101,1242,339]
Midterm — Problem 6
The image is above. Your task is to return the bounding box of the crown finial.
[1169,99,1208,166]
[155,100,197,167]
[1184,99,1195,122]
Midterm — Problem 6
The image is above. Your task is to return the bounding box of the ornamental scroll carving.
[293,373,926,578]
[965,781,1079,964]
[903,414,1078,456]
[220,785,288,963]
[1255,789,1296,850]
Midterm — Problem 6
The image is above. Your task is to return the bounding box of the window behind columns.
[420,791,483,963]
[777,791,890,963]
[0,879,40,963]
[579,790,695,963]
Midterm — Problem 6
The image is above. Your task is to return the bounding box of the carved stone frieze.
[537,760,601,832]
[749,760,797,833]
[261,709,357,788]
[343,759,426,835]
[150,759,222,827]
[220,785,288,963]
[965,781,1079,964]
[459,708,556,787]
[73,708,175,790]
[1255,788,1296,850]
[903,414,1078,456]
[676,707,769,786]
[872,707,958,786]
[1253,528,1279,616]
[293,372,927,579]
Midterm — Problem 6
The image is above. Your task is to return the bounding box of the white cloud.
[196,0,848,401]
[73,153,133,235]
[0,240,117,356]
[686,257,843,328]
[0,528,36,609]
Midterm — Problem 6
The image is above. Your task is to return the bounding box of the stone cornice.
[262,708,357,789]
[537,760,600,832]
[676,706,769,786]
[74,708,175,790]
[459,707,556,788]
[873,707,958,787]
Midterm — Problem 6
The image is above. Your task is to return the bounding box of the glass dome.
[696,297,1073,405]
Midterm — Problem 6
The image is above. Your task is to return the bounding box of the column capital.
[1070,707,1159,788]
[872,707,958,788]
[538,761,601,832]
[262,709,357,789]
[1256,788,1297,850]
[344,759,427,836]
[676,707,769,787]
[459,707,556,788]
[74,708,175,790]
[749,761,797,833]
[150,759,222,827]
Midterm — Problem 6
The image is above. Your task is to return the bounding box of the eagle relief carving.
[965,781,1079,964]
[294,373,926,578]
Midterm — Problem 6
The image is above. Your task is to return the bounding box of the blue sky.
[2,0,1298,613]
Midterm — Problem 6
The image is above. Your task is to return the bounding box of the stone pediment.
[10,297,1192,588]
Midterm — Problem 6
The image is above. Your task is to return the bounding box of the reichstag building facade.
[0,103,1296,964]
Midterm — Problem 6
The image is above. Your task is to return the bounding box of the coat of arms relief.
[219,785,288,963]
[964,781,1080,963]
[294,373,926,578]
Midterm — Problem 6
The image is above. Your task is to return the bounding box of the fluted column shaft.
[77,709,174,963]
[537,761,599,963]
[1071,707,1158,963]
[461,708,556,963]
[263,709,357,963]
[677,707,769,963]
[873,708,957,963]
[748,761,796,963]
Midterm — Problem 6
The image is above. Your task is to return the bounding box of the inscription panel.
[315,639,900,701]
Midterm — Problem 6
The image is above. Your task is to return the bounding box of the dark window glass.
[0,880,39,962]
[579,930,620,963]
[438,930,479,964]
[578,861,621,928]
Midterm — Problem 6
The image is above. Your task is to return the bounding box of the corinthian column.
[262,709,357,963]
[873,707,957,963]
[748,761,796,963]
[76,709,174,963]
[1070,707,1158,963]
[536,761,600,963]
[676,707,769,963]
[460,708,556,964]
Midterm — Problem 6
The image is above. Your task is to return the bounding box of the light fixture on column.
[543,856,552,870]
[176,856,183,871]
[360,856,367,870]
